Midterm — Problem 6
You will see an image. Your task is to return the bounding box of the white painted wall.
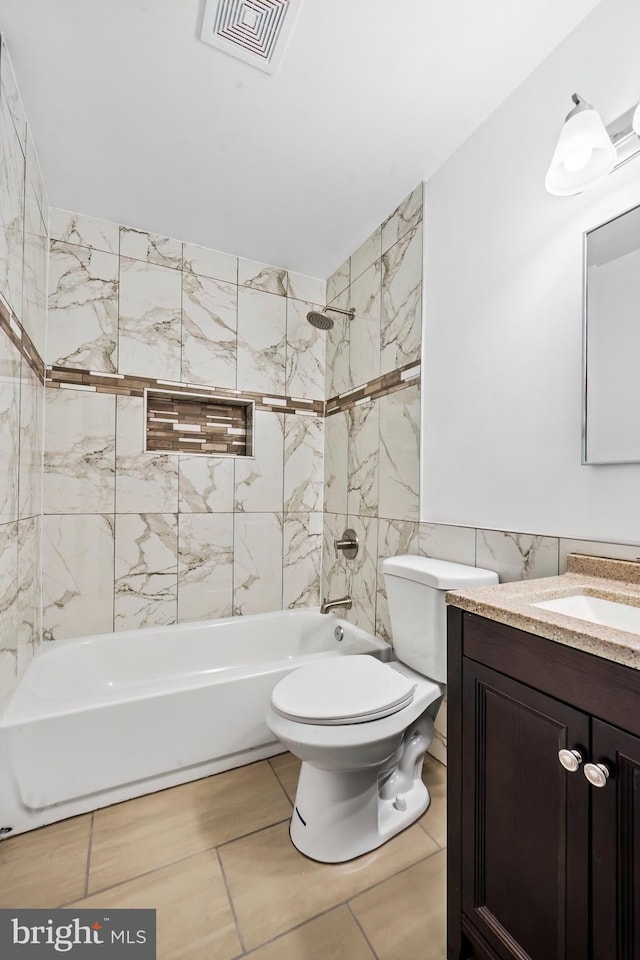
[421,0,640,543]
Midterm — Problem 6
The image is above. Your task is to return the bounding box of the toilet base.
[289,752,431,863]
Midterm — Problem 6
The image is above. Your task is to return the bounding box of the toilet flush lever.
[334,528,358,560]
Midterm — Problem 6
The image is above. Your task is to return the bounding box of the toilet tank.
[382,555,498,682]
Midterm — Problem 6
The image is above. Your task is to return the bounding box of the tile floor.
[0,754,446,960]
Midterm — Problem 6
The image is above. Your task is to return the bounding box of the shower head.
[306,305,356,331]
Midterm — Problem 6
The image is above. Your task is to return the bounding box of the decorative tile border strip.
[46,366,324,417]
[0,293,46,383]
[145,389,254,457]
[325,361,421,416]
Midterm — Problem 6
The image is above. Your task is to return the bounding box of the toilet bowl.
[266,555,498,862]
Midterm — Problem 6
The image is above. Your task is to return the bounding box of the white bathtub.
[0,609,389,838]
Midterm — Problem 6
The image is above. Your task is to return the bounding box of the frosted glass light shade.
[545,107,616,196]
[633,102,640,136]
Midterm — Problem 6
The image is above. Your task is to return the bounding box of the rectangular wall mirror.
[583,202,640,463]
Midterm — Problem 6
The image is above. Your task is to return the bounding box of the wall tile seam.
[48,222,324,300]
[0,297,45,382]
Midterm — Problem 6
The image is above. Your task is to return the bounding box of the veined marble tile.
[322,512,349,601]
[347,400,380,518]
[0,96,24,231]
[285,297,324,401]
[236,286,286,395]
[177,513,233,622]
[376,519,420,643]
[378,385,419,522]
[326,257,350,304]
[0,39,27,150]
[287,272,325,304]
[235,411,284,513]
[42,514,114,640]
[0,649,17,711]
[44,389,115,514]
[17,516,41,650]
[0,223,24,318]
[19,366,43,520]
[284,414,323,513]
[178,455,234,513]
[350,225,381,284]
[183,242,238,284]
[283,513,321,609]
[118,257,182,380]
[324,288,351,399]
[349,261,381,389]
[381,183,423,255]
[25,133,47,237]
[233,512,283,616]
[0,521,18,651]
[0,333,21,525]
[115,395,179,513]
[238,259,287,297]
[323,411,348,516]
[419,522,476,566]
[558,538,640,572]
[346,514,378,635]
[476,530,559,583]
[49,208,119,254]
[114,513,178,630]
[181,272,237,388]
[47,241,119,371]
[22,229,47,360]
[381,224,422,375]
[119,226,182,269]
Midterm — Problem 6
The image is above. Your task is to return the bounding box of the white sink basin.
[533,594,640,635]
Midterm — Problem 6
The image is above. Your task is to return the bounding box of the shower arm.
[324,305,355,318]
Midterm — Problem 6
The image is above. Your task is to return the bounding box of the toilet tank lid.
[382,555,498,589]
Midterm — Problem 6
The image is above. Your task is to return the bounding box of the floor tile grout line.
[267,757,295,808]
[60,815,294,905]
[83,813,95,898]
[346,901,381,960]
[215,845,247,956]
[229,845,446,959]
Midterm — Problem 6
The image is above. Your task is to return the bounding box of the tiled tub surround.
[44,209,326,641]
[0,37,47,709]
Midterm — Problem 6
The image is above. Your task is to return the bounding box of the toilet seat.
[270,655,416,725]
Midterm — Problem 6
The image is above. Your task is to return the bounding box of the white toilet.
[265,555,498,862]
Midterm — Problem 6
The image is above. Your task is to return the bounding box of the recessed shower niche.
[144,388,254,457]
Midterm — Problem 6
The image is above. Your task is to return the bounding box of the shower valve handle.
[334,529,359,560]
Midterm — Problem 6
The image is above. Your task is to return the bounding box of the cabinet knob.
[584,762,611,788]
[558,748,584,773]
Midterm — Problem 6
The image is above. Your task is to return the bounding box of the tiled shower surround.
[0,40,47,707]
[43,212,326,640]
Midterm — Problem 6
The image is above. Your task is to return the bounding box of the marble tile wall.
[0,38,47,709]
[322,184,424,638]
[43,211,326,639]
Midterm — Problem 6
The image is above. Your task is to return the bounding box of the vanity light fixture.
[546,93,640,196]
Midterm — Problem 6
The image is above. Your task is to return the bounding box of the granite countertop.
[446,553,640,670]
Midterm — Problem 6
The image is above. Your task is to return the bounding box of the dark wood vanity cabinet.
[447,607,640,960]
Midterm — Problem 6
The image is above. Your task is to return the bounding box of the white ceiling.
[0,0,602,278]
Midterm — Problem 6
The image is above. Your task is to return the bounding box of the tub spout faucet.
[320,596,352,615]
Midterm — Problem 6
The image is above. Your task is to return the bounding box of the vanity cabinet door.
[461,660,590,960]
[591,719,640,960]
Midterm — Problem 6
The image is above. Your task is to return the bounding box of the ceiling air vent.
[200,0,302,74]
